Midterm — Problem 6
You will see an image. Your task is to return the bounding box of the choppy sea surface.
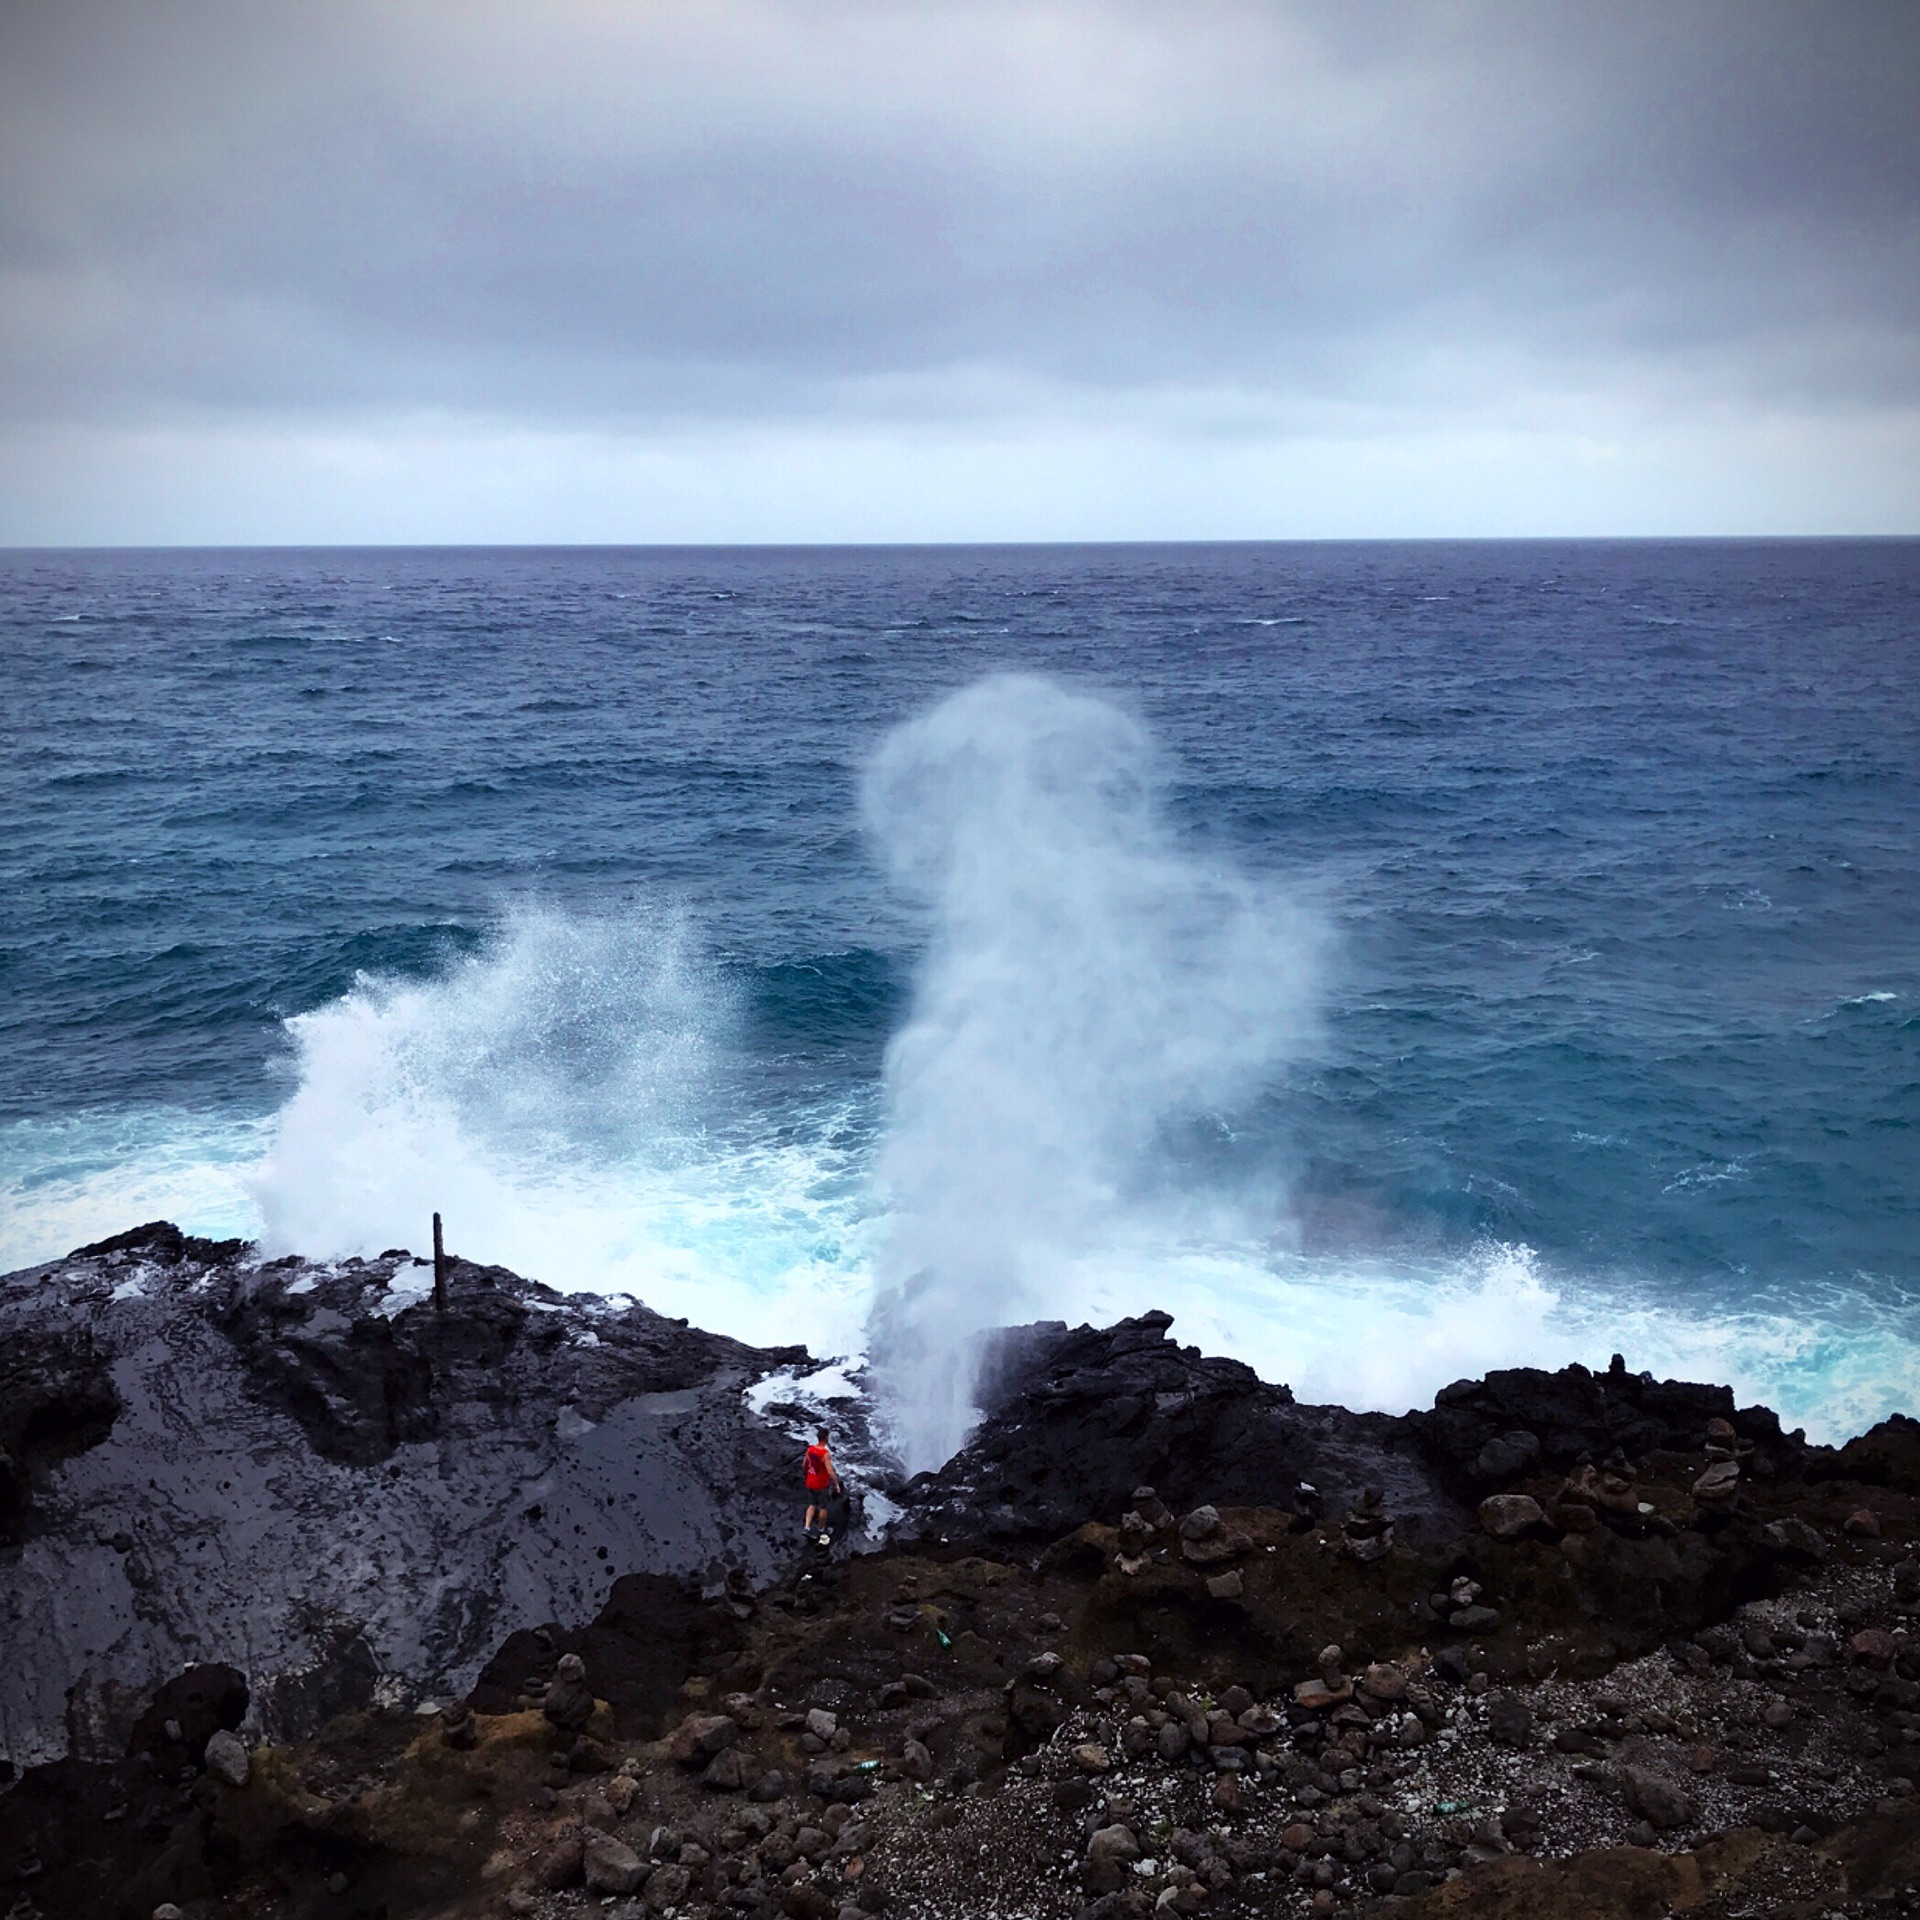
[2,543,1915,1449]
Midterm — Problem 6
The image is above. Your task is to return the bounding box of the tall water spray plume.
[861,675,1322,1470]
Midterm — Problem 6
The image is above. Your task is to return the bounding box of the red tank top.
[804,1444,833,1490]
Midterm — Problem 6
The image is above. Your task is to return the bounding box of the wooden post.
[432,1211,448,1312]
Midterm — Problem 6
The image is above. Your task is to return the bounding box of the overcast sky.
[3,0,1917,541]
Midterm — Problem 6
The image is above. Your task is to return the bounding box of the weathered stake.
[432,1211,448,1312]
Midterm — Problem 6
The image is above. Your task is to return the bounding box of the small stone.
[805,1707,839,1741]
[1692,1460,1741,1508]
[1026,1650,1063,1681]
[1845,1508,1882,1537]
[1074,1743,1112,1774]
[1292,1679,1352,1711]
[1205,1569,1244,1600]
[1361,1662,1407,1703]
[1478,1493,1548,1540]
[1179,1505,1222,1541]
[1211,1773,1243,1813]
[1486,1693,1532,1749]
[1052,1776,1095,1814]
[1597,1472,1640,1515]
[1085,1824,1141,1895]
[1622,1765,1697,1831]
[326,1872,349,1895]
[669,1712,740,1764]
[152,1908,185,1920]
[1449,1604,1501,1632]
[543,1653,596,1733]
[1850,1629,1899,1667]
[702,1747,748,1791]
[582,1827,647,1896]
[203,1728,249,1788]
[749,1768,787,1801]
[901,1737,933,1781]
[643,1863,690,1911]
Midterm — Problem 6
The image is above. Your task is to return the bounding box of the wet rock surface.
[894,1311,1470,1548]
[3,1229,1919,1920]
[0,1224,821,1771]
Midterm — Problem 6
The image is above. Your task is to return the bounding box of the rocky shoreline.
[2,1225,1917,1919]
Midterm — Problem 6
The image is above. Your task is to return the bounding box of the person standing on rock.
[803,1426,841,1546]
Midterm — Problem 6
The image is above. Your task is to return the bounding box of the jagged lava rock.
[1412,1353,1806,1489]
[895,1309,1470,1543]
[0,1223,810,1769]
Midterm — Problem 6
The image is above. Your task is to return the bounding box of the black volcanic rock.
[1821,1411,1920,1493]
[70,1219,249,1268]
[0,1228,821,1771]
[897,1309,1470,1544]
[0,1320,121,1543]
[1408,1352,1808,1490]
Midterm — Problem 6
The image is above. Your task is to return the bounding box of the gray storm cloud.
[1,0,1916,536]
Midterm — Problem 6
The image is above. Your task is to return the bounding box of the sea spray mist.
[861,673,1322,1470]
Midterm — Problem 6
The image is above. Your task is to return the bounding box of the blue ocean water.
[1,542,1915,1446]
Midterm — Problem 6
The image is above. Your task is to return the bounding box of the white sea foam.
[0,1109,268,1271]
[746,1362,866,1417]
[1007,1232,1919,1449]
[243,905,881,1358]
